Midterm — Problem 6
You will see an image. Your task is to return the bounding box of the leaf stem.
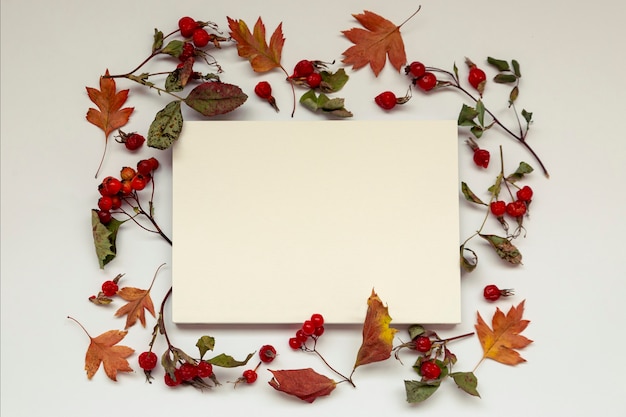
[397,5,422,28]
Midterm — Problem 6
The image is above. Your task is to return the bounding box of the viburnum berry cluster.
[288,313,325,349]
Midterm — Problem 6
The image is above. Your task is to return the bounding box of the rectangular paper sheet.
[172,120,460,324]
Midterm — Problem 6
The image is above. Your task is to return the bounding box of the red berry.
[306,72,322,88]
[414,336,432,353]
[138,351,158,370]
[120,180,133,196]
[259,345,277,363]
[110,195,122,210]
[375,91,397,110]
[313,325,325,337]
[406,61,426,78]
[130,174,147,191]
[473,148,490,168]
[120,167,136,181]
[516,185,533,202]
[301,320,316,336]
[416,72,437,91]
[178,16,198,38]
[254,81,272,99]
[97,210,112,224]
[124,133,145,151]
[136,159,152,176]
[288,337,302,349]
[164,370,182,387]
[148,157,159,171]
[490,200,506,217]
[242,369,258,384]
[483,284,514,301]
[179,362,198,381]
[101,280,118,297]
[103,177,122,195]
[310,313,324,328]
[292,59,314,78]
[506,200,527,217]
[295,329,308,343]
[468,67,487,90]
[192,28,211,47]
[197,361,213,378]
[179,42,195,62]
[420,361,441,380]
[98,196,113,211]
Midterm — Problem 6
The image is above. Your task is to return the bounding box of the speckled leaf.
[480,234,522,265]
[92,210,124,269]
[319,68,349,93]
[184,82,247,116]
[147,101,183,150]
[299,90,353,117]
[207,352,254,368]
[404,380,441,403]
[450,372,480,397]
[460,245,478,272]
[461,182,487,206]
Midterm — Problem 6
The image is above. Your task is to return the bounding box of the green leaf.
[165,69,184,92]
[453,62,459,80]
[522,109,533,124]
[487,57,510,72]
[488,174,503,197]
[299,90,353,117]
[404,380,441,403]
[196,336,215,359]
[319,68,349,93]
[460,245,478,272]
[512,59,521,77]
[479,234,522,265]
[494,74,518,84]
[507,162,534,182]
[470,126,484,139]
[147,101,183,150]
[408,324,426,340]
[152,29,164,52]
[184,82,248,116]
[207,352,254,368]
[476,100,485,126]
[509,86,519,104]
[450,372,480,397]
[461,182,487,206]
[161,40,184,57]
[91,210,124,269]
[457,104,479,127]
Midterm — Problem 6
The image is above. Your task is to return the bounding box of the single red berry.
[259,345,277,363]
[178,16,198,38]
[124,133,145,151]
[506,200,527,217]
[120,167,136,181]
[130,174,147,191]
[516,185,533,202]
[110,195,122,210]
[179,362,198,381]
[295,329,308,343]
[101,280,118,297]
[420,361,441,380]
[197,361,213,378]
[254,81,272,99]
[490,200,507,217]
[98,183,109,197]
[292,59,314,78]
[406,61,426,78]
[416,72,437,91]
[164,370,182,387]
[288,337,302,349]
[473,148,490,168]
[97,210,112,224]
[414,336,432,353]
[242,369,258,384]
[483,284,514,301]
[375,91,397,110]
[137,159,153,176]
[468,67,487,90]
[179,42,195,62]
[306,72,322,88]
[103,177,122,196]
[120,180,133,196]
[98,196,113,211]
[301,320,316,336]
[138,351,158,370]
[310,313,324,328]
[313,325,325,337]
[192,28,211,47]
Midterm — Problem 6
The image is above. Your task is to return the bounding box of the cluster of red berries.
[405,61,437,92]
[96,157,160,225]
[178,16,213,48]
[162,360,215,387]
[483,284,514,301]
[289,59,324,89]
[489,185,533,218]
[409,334,442,380]
[288,313,325,349]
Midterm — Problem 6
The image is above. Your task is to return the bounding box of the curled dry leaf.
[354,289,398,369]
[114,287,156,329]
[268,368,336,403]
[227,16,285,73]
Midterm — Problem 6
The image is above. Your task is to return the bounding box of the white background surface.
[2,0,626,416]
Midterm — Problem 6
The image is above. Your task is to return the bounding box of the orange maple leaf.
[341,8,421,76]
[114,286,155,329]
[86,70,134,139]
[227,17,285,73]
[353,289,398,369]
[84,329,134,380]
[475,300,533,366]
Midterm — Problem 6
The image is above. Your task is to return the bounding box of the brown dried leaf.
[84,329,134,381]
[354,289,398,369]
[227,17,285,72]
[114,287,155,329]
[268,368,336,403]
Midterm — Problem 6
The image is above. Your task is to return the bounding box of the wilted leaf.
[152,29,164,52]
[404,379,441,403]
[460,244,478,272]
[509,86,519,104]
[512,60,521,77]
[165,58,194,92]
[319,68,349,93]
[207,352,254,368]
[196,336,215,359]
[457,104,478,127]
[506,162,534,183]
[147,101,183,150]
[522,109,533,124]
[494,74,518,84]
[184,82,248,116]
[487,57,510,72]
[268,368,336,403]
[91,210,124,269]
[114,287,156,329]
[479,234,522,265]
[299,90,353,117]
[354,289,398,369]
[84,329,134,381]
[450,372,480,397]
[161,40,184,58]
[407,324,426,340]
[475,300,532,365]
[227,17,284,72]
[461,182,487,206]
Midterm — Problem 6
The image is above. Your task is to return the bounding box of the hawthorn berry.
[147,157,159,171]
[483,284,514,301]
[291,59,314,78]
[178,16,198,38]
[103,177,122,196]
[375,91,398,110]
[192,28,210,48]
[415,72,437,91]
[516,185,533,202]
[295,329,308,343]
[506,200,527,217]
[98,196,113,211]
[101,280,118,297]
[179,362,198,381]
[490,200,507,217]
[420,360,441,380]
[414,336,432,353]
[123,133,145,151]
[130,174,148,191]
[110,195,122,210]
[136,160,152,176]
[120,180,133,196]
[120,166,136,181]
[197,361,213,378]
[259,345,277,363]
[406,61,426,78]
[242,369,258,384]
[97,210,112,224]
[138,351,158,371]
[468,67,487,90]
[473,148,490,168]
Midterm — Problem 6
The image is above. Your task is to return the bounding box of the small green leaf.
[479,234,522,265]
[453,62,459,80]
[476,100,485,126]
[487,57,510,72]
[319,68,349,93]
[512,60,521,77]
[457,104,479,126]
[408,324,426,340]
[147,101,183,150]
[522,109,533,124]
[494,74,518,84]
[461,182,487,206]
[299,90,353,117]
[92,210,124,269]
[450,372,480,397]
[161,40,184,57]
[509,86,519,104]
[152,29,164,52]
[507,162,534,182]
[404,380,441,403]
[488,174,503,197]
[184,82,248,116]
[196,336,215,359]
[207,352,254,368]
[470,126,484,139]
[460,245,477,272]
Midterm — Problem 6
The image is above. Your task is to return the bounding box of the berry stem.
[303,338,356,387]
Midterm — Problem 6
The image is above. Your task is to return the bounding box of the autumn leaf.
[475,300,532,366]
[341,8,420,76]
[115,286,155,329]
[91,209,124,269]
[354,289,398,369]
[268,368,336,403]
[227,17,285,73]
[68,317,134,381]
[86,70,134,176]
